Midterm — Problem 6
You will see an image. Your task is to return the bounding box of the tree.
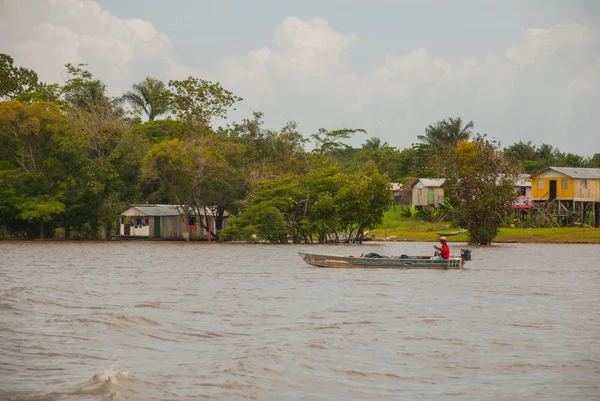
[396,143,436,179]
[442,136,520,245]
[141,135,242,237]
[418,117,473,147]
[61,63,108,109]
[193,138,249,233]
[222,112,307,180]
[362,137,388,151]
[0,169,19,237]
[354,142,402,179]
[564,153,584,167]
[0,100,66,175]
[417,117,475,177]
[132,119,185,143]
[17,196,65,239]
[0,54,40,100]
[311,128,366,156]
[221,158,348,244]
[505,141,544,174]
[16,83,62,104]
[505,140,536,161]
[168,76,242,127]
[336,162,391,243]
[66,98,139,239]
[118,77,169,121]
[533,143,561,167]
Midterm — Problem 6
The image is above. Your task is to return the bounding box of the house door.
[124,225,130,235]
[428,188,435,205]
[154,216,161,238]
[549,180,557,200]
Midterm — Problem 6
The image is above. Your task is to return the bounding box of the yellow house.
[531,167,600,202]
[530,167,600,227]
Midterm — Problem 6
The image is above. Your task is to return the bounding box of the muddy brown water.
[1,241,599,400]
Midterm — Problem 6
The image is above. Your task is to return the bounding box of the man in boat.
[433,236,450,259]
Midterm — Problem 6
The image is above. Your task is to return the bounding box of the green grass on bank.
[370,207,600,244]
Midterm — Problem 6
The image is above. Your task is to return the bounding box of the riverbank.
[368,226,600,244]
[2,225,599,244]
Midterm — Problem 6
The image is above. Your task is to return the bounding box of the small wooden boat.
[298,249,471,270]
[436,228,467,236]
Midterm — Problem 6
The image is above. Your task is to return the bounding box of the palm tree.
[534,144,559,166]
[505,141,536,160]
[362,137,389,150]
[119,77,169,121]
[418,117,474,147]
[443,117,473,143]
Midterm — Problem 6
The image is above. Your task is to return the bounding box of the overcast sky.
[1,0,599,156]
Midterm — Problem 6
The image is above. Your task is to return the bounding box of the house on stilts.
[530,167,600,227]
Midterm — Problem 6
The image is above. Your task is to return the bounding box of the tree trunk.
[355,229,364,244]
[64,226,70,240]
[39,221,45,239]
[215,208,225,231]
[101,222,110,240]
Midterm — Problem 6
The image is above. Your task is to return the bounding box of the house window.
[581,179,588,189]
[188,216,196,225]
[537,181,544,190]
[561,180,568,190]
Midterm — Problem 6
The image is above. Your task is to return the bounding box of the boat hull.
[298,251,464,270]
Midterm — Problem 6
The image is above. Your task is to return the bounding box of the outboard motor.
[460,248,472,262]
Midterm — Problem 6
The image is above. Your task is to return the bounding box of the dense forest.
[1,53,599,243]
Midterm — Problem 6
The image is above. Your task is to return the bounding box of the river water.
[1,241,599,401]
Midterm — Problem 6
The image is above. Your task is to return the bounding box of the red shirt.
[440,243,450,259]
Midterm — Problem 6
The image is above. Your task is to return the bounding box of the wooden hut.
[119,204,230,240]
[119,204,185,239]
[530,167,600,227]
[411,178,446,207]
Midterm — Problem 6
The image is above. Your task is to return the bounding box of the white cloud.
[0,0,178,95]
[220,17,600,155]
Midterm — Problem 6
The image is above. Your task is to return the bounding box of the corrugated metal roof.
[496,173,531,186]
[533,167,600,179]
[514,174,531,187]
[123,204,230,217]
[131,204,182,216]
[418,178,446,187]
[549,167,600,179]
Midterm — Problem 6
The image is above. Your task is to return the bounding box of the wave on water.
[0,368,147,401]
[133,302,163,309]
[111,314,161,326]
[72,367,152,401]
